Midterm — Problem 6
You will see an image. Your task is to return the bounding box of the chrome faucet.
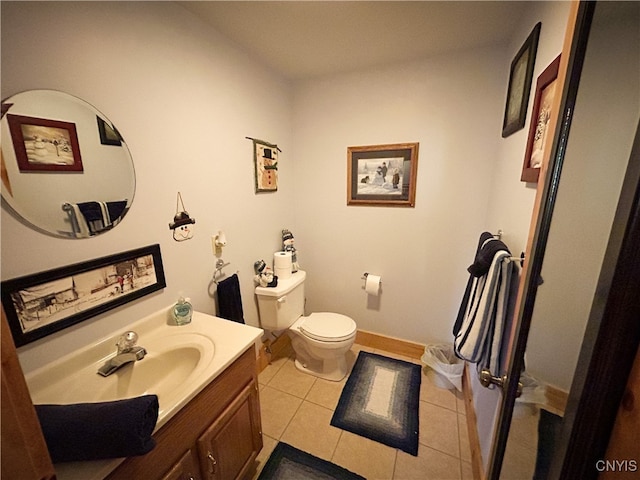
[97,331,147,377]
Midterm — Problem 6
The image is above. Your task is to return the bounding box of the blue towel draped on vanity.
[35,394,159,463]
[217,273,245,323]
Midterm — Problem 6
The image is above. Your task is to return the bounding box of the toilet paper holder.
[361,273,382,285]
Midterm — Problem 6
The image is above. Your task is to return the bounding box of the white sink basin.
[26,307,263,431]
[96,343,204,401]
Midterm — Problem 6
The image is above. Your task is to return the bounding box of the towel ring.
[213,259,239,284]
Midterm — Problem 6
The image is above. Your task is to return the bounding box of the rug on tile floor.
[330,351,421,456]
[257,442,365,480]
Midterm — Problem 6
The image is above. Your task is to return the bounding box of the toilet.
[255,270,357,381]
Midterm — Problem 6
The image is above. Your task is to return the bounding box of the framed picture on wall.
[251,138,279,192]
[521,55,561,183]
[501,22,541,138]
[347,142,419,207]
[96,116,122,146]
[1,244,166,347]
[6,114,84,172]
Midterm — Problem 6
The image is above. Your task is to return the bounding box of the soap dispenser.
[173,296,193,326]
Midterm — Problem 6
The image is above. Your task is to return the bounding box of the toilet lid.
[300,313,356,342]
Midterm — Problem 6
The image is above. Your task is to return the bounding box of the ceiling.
[179,1,532,81]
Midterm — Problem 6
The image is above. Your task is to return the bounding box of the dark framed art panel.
[502,22,542,138]
[1,244,166,347]
[521,55,561,183]
[6,113,84,172]
[96,116,123,146]
[347,142,419,207]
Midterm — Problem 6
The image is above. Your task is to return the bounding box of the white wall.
[290,49,504,346]
[2,1,570,397]
[470,0,572,468]
[289,1,570,353]
[525,1,640,391]
[486,1,574,255]
[1,1,294,373]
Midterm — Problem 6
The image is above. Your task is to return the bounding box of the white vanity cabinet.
[107,346,262,480]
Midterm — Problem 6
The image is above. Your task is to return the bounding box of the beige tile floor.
[252,343,474,480]
[500,403,540,479]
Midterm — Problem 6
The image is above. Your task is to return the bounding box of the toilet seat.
[299,312,356,342]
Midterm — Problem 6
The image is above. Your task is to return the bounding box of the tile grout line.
[390,448,399,480]
[276,389,305,443]
[328,429,344,465]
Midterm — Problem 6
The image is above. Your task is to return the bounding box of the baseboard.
[462,364,485,480]
[258,329,425,373]
[355,329,425,359]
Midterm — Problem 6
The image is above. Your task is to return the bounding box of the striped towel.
[70,200,128,237]
[454,237,520,376]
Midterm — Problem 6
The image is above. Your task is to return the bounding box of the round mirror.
[1,90,135,238]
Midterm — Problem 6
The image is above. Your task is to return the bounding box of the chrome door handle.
[480,369,523,397]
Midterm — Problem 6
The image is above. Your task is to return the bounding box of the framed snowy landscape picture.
[347,142,419,207]
[1,244,166,346]
[6,113,84,172]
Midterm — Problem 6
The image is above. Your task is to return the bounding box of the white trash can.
[421,344,464,391]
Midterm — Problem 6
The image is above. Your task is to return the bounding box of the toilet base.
[293,350,356,382]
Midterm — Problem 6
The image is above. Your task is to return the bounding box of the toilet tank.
[255,270,306,330]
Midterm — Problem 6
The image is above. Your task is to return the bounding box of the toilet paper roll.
[274,251,292,280]
[365,274,381,296]
[275,267,291,280]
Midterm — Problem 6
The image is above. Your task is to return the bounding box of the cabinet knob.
[207,452,217,474]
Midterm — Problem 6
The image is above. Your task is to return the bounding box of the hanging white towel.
[454,249,519,376]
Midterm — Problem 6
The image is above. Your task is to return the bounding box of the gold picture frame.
[347,142,419,207]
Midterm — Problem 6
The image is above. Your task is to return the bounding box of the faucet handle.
[116,331,138,353]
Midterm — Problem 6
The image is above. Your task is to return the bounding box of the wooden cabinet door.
[197,381,262,480]
[161,448,202,480]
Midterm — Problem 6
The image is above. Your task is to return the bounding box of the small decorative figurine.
[282,229,299,272]
[254,260,278,287]
[169,192,195,242]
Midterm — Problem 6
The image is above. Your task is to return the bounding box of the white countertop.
[25,307,263,480]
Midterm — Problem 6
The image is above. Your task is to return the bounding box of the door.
[487,2,640,478]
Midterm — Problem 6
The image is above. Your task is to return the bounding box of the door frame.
[487,2,595,477]
[488,1,640,478]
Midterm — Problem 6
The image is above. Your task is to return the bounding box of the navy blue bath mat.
[258,442,365,480]
[330,351,421,456]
